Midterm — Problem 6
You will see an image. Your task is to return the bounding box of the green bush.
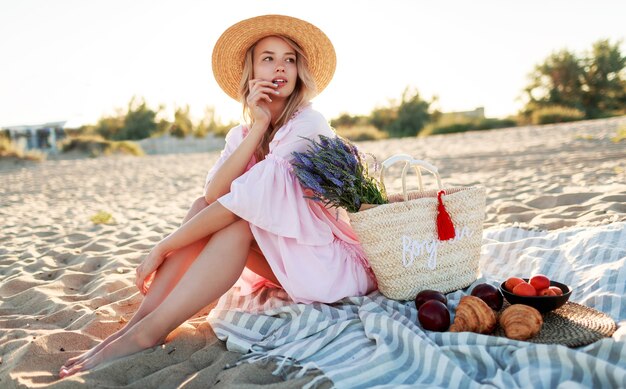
[212,123,237,138]
[0,135,45,161]
[523,39,626,121]
[473,118,517,131]
[386,88,431,137]
[330,113,367,128]
[59,135,108,154]
[106,140,145,156]
[59,135,144,157]
[427,122,474,135]
[334,125,389,141]
[421,117,518,136]
[0,134,13,154]
[170,105,193,139]
[531,105,585,124]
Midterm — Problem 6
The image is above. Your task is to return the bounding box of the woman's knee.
[182,196,209,224]
[191,196,209,211]
[213,219,253,246]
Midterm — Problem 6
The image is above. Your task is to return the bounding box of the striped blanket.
[207,222,626,388]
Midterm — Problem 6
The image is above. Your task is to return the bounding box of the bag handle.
[381,155,443,201]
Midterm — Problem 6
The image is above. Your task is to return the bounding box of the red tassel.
[437,190,456,241]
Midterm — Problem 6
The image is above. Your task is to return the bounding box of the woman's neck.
[269,100,287,127]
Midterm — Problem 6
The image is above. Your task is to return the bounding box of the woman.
[60,14,376,377]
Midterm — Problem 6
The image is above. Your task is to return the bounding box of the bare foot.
[60,306,156,372]
[59,326,159,378]
[60,329,124,372]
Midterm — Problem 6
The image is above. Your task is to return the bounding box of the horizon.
[1,0,625,128]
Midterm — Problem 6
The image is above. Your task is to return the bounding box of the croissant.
[449,296,497,334]
[499,304,543,341]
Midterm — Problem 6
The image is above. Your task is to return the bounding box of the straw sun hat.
[211,14,336,101]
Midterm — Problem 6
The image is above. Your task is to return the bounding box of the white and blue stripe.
[208,222,626,388]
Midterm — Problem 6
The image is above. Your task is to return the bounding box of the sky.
[1,0,625,128]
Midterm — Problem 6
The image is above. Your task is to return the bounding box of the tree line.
[75,39,625,141]
[521,39,626,123]
[332,38,626,139]
[74,97,236,141]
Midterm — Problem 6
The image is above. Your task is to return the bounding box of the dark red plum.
[418,300,450,332]
[414,289,447,309]
[470,283,503,311]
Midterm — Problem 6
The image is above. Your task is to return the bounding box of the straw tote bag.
[348,155,486,301]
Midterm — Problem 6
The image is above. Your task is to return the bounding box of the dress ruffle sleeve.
[217,154,334,246]
[204,125,245,189]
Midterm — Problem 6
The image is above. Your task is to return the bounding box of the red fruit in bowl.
[418,300,450,332]
[504,277,525,292]
[512,282,537,296]
[529,274,550,291]
[470,283,504,311]
[414,289,447,309]
[548,286,564,296]
[538,288,557,296]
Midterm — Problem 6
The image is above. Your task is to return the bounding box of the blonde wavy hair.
[239,35,317,162]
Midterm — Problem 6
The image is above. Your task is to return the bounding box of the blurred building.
[440,107,485,121]
[1,121,67,153]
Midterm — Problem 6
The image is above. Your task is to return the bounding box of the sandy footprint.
[496,202,535,214]
[9,332,97,387]
[81,241,115,253]
[55,272,97,292]
[66,233,92,243]
[31,230,61,239]
[555,192,601,206]
[607,202,626,213]
[79,256,111,273]
[598,194,626,202]
[532,212,581,227]
[76,314,127,339]
[32,306,89,329]
[34,269,65,282]
[502,211,538,224]
[115,231,136,240]
[0,278,47,298]
[45,249,80,266]
[129,242,155,250]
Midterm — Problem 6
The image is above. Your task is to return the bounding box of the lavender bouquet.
[291,135,387,213]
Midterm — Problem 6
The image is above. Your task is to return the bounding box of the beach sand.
[1,116,625,388]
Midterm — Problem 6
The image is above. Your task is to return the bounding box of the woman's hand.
[246,79,277,128]
[135,244,168,295]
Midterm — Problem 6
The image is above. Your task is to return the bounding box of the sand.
[1,116,625,388]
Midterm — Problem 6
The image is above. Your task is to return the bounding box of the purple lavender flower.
[295,169,325,194]
[291,134,387,213]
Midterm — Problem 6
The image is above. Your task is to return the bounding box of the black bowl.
[499,279,572,314]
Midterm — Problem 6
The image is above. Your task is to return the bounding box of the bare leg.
[61,197,210,371]
[60,219,254,377]
[246,241,282,286]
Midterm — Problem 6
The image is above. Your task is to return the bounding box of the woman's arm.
[205,78,276,203]
[160,201,239,254]
[135,201,240,293]
[204,125,264,203]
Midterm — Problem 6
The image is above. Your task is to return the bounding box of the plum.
[418,300,450,332]
[414,289,447,309]
[470,283,504,311]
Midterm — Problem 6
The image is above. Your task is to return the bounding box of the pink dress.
[205,105,377,304]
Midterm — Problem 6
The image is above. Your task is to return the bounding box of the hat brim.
[212,14,336,101]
